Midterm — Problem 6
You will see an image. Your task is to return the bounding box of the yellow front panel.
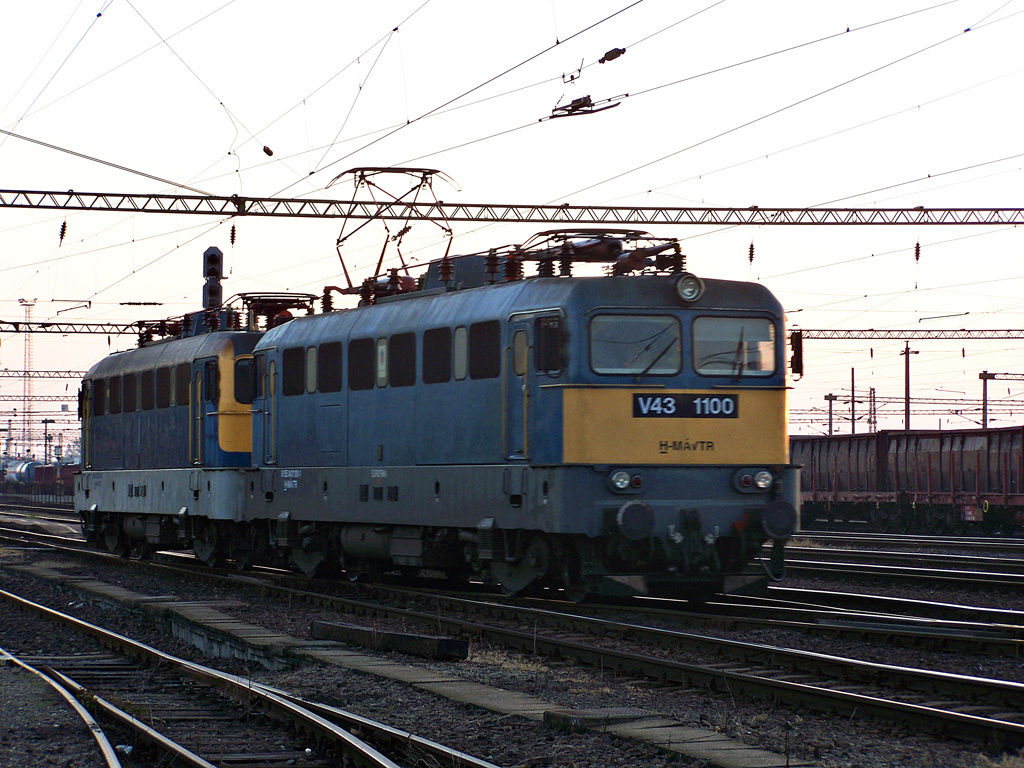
[217,347,253,454]
[562,387,788,465]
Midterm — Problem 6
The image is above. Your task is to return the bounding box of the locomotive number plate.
[632,394,738,418]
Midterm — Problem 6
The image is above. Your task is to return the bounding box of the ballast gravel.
[1,546,1023,768]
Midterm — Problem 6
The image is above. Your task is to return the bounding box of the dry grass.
[978,752,1024,768]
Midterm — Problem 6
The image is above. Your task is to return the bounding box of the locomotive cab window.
[235,357,255,404]
[692,317,775,377]
[535,315,563,374]
[203,360,220,403]
[590,315,681,375]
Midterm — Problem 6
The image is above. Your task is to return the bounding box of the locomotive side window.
[305,347,317,394]
[469,320,501,379]
[123,373,137,413]
[234,358,255,404]
[282,347,305,396]
[348,338,375,391]
[590,315,681,375]
[318,342,343,392]
[174,363,190,406]
[423,327,451,384]
[389,332,416,387]
[692,317,775,377]
[92,378,106,417]
[255,354,266,398]
[141,370,155,411]
[204,360,220,404]
[512,330,528,376]
[376,338,388,387]
[156,367,171,408]
[535,316,563,373]
[108,375,123,414]
[453,326,468,381]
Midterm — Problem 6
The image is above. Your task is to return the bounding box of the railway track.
[798,530,1024,555]
[8,518,1024,747]
[0,586,500,768]
[5,519,1024,656]
[782,546,1024,588]
[1,647,122,768]
[12,542,1024,749]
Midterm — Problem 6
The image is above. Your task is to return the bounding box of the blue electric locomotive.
[76,233,799,599]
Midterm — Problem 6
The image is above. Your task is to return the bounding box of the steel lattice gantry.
[798,329,1024,340]
[2,188,1024,225]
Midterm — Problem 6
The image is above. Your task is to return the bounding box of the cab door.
[263,358,277,464]
[191,358,220,465]
[505,322,530,460]
[189,365,203,465]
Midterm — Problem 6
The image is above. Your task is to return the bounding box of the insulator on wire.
[915,241,921,263]
[59,221,67,245]
[230,224,237,245]
[599,47,626,64]
[748,242,754,265]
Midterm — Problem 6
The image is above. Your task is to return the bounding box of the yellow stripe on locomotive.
[562,387,788,465]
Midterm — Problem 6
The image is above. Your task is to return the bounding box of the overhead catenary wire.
[274,0,648,197]
[552,21,992,202]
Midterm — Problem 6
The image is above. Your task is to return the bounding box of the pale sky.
[1,0,1023,454]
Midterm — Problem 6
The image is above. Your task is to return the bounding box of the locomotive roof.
[257,271,783,350]
[84,330,262,379]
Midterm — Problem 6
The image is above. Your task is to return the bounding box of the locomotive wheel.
[490,534,552,596]
[102,522,129,557]
[228,523,269,571]
[291,547,327,578]
[193,521,223,568]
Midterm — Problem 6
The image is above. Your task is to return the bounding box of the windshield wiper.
[732,328,746,377]
[639,338,676,376]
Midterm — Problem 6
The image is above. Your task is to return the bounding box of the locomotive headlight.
[754,470,773,490]
[609,470,632,491]
[675,273,705,303]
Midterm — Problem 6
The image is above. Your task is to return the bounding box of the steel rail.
[44,668,216,768]
[0,588,405,768]
[8,526,1024,744]
[321,592,1024,746]
[166,570,1024,746]
[0,647,122,768]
